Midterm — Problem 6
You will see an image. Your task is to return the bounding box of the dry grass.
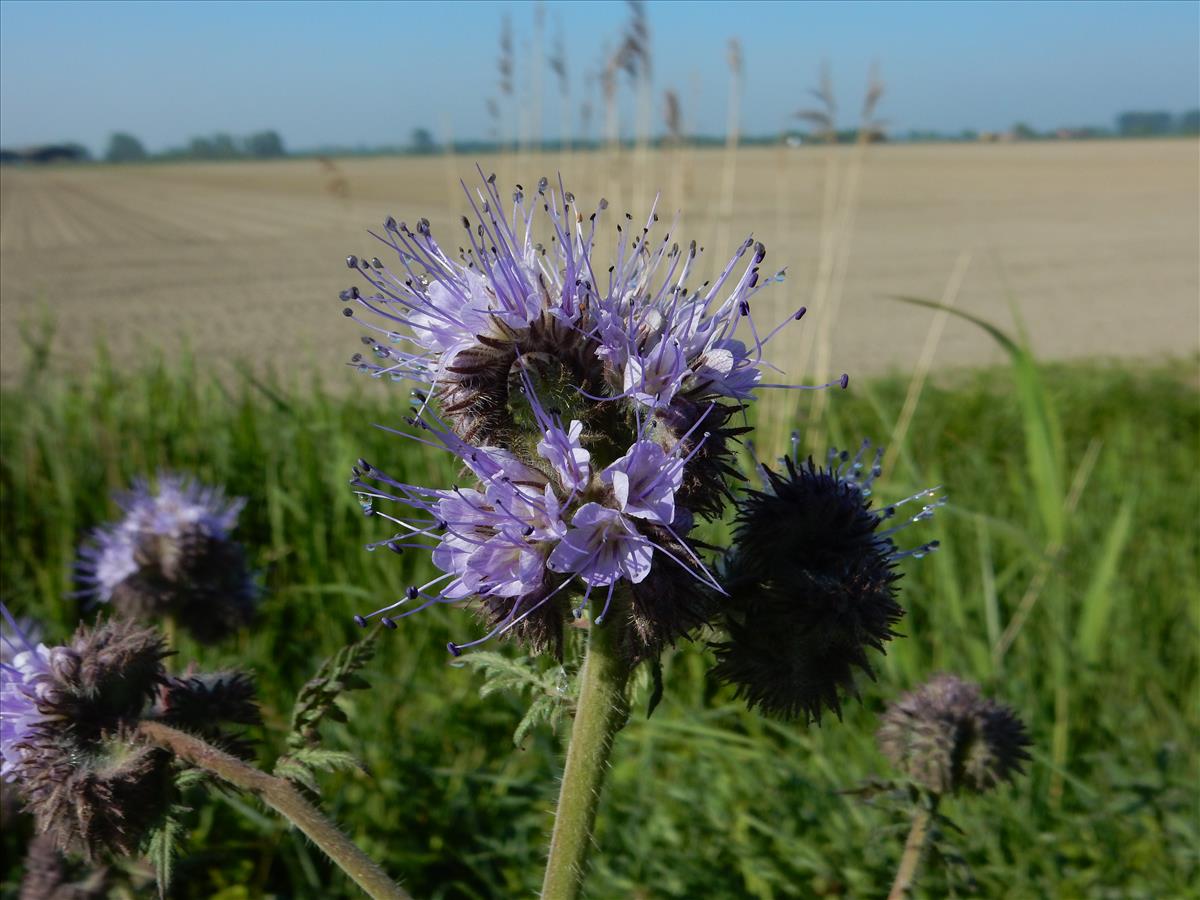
[1,140,1196,385]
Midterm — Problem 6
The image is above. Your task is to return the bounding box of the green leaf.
[1076,496,1136,664]
[285,628,378,751]
[456,653,576,745]
[275,630,377,791]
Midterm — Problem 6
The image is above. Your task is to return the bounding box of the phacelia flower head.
[1,606,260,860]
[2,607,172,858]
[76,474,258,643]
[712,438,944,722]
[342,174,836,660]
[877,673,1032,795]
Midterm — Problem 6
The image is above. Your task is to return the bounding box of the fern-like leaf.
[457,652,575,746]
[285,629,378,751]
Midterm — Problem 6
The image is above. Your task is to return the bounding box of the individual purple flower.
[537,418,591,494]
[601,440,683,524]
[1,609,63,782]
[623,338,689,408]
[547,503,654,588]
[75,474,258,642]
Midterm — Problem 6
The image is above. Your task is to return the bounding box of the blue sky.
[1,0,1197,153]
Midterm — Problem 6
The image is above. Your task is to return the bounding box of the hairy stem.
[887,799,938,900]
[138,721,410,900]
[541,616,631,900]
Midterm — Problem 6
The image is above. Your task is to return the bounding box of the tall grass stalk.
[882,250,973,474]
[713,39,743,281]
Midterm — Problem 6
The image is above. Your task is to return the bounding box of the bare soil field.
[1,140,1196,385]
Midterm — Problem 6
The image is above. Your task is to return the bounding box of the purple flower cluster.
[352,387,718,656]
[342,175,801,418]
[344,173,834,657]
[77,474,245,605]
[75,474,257,642]
[0,609,63,782]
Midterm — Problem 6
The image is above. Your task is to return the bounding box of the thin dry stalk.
[498,14,514,154]
[602,49,622,221]
[549,17,571,164]
[316,156,350,207]
[440,114,458,213]
[664,89,688,232]
[804,65,886,449]
[882,250,973,474]
[529,1,545,160]
[713,37,743,280]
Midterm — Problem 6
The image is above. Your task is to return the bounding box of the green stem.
[887,798,938,900]
[541,615,632,900]
[138,720,410,900]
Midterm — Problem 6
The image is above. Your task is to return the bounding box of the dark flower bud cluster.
[876,673,1031,795]
[712,439,943,722]
[1,608,261,861]
[342,173,843,662]
[75,474,258,643]
[154,670,262,759]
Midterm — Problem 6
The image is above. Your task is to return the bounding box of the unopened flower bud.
[712,442,943,722]
[2,609,259,861]
[877,674,1031,795]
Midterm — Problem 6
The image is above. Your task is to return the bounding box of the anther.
[381,617,398,629]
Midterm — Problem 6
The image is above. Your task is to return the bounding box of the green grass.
[2,344,1197,899]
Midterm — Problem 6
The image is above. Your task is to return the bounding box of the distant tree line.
[106,129,287,162]
[1116,110,1199,137]
[4,110,1198,168]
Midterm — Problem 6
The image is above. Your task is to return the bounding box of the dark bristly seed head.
[712,455,911,723]
[2,612,264,861]
[877,674,1032,795]
[19,732,175,861]
[2,618,172,860]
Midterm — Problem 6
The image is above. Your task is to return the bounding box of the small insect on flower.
[712,438,944,722]
[877,673,1032,795]
[75,473,258,643]
[341,173,845,661]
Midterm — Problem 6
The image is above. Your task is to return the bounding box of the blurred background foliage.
[1,318,1195,897]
